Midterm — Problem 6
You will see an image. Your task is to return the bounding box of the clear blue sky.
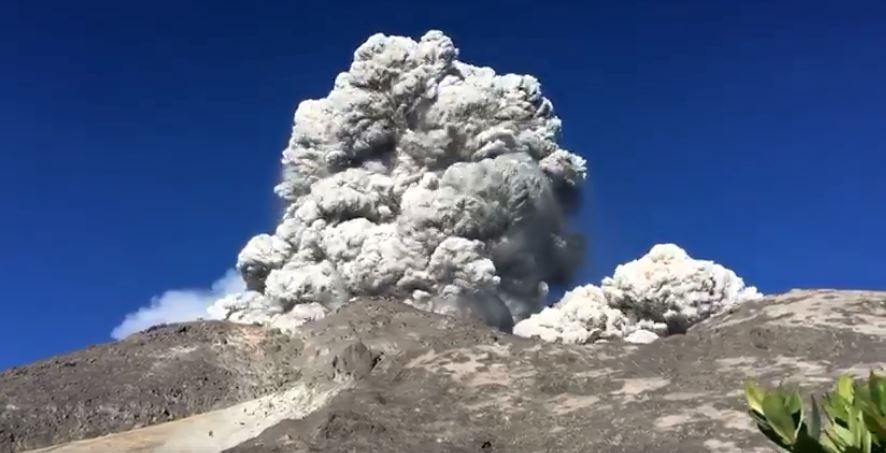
[1,0,884,369]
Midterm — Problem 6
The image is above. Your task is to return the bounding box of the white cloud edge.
[110,269,244,339]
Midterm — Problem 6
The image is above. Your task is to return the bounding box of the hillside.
[2,289,884,452]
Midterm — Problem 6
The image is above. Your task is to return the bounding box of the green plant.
[744,371,886,452]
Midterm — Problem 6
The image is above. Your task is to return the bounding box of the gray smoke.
[209,31,587,331]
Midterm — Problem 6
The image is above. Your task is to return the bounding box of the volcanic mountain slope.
[0,322,314,452]
[2,290,884,453]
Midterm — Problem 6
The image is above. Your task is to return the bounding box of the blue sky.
[1,0,884,369]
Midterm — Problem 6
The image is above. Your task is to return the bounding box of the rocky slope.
[2,290,884,453]
[0,322,306,451]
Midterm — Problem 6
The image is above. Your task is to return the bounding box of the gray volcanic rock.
[0,322,305,452]
[2,290,884,453]
[228,290,885,453]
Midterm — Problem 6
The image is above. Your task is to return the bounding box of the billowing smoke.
[513,244,762,344]
[112,269,244,339]
[209,31,587,331]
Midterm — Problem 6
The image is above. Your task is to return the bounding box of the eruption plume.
[513,244,762,344]
[209,31,587,330]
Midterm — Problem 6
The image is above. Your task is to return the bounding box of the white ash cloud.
[514,244,762,345]
[209,30,587,330]
[603,243,762,333]
[207,291,327,335]
[513,285,630,344]
[111,269,244,339]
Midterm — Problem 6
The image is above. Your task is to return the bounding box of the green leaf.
[743,373,886,453]
[869,372,886,415]
[824,392,853,426]
[861,411,886,444]
[787,391,806,436]
[745,381,766,415]
[826,420,856,449]
[820,430,843,453]
[810,396,823,440]
[857,384,874,410]
[847,407,873,452]
[764,392,800,445]
[787,391,804,414]
[820,433,841,453]
[838,375,857,402]
[859,424,872,453]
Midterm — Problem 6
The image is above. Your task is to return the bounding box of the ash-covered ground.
[3,290,884,453]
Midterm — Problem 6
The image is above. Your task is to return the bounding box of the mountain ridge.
[2,289,884,452]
